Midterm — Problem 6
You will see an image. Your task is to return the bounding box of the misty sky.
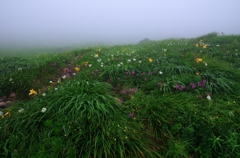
[1,0,240,47]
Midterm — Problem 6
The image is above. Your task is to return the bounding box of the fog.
[1,0,240,47]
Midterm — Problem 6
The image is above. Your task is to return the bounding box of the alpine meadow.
[1,32,240,157]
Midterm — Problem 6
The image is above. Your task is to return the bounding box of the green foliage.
[1,33,240,157]
[0,79,159,157]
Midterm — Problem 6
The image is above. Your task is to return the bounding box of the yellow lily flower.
[203,45,207,49]
[149,58,153,63]
[95,54,98,58]
[84,62,88,67]
[75,67,80,72]
[29,89,37,95]
[196,58,202,63]
[2,111,10,119]
[195,44,199,47]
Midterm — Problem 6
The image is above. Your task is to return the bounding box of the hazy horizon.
[1,0,240,48]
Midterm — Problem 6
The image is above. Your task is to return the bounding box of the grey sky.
[1,0,240,47]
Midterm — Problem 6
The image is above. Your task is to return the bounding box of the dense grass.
[1,32,240,157]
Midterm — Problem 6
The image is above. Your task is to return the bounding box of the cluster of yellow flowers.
[195,40,207,48]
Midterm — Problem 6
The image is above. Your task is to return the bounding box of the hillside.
[1,32,240,157]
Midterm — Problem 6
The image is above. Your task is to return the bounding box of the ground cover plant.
[1,32,240,157]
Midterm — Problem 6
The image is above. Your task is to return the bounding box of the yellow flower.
[196,58,202,63]
[84,62,88,67]
[95,54,98,58]
[131,50,135,54]
[196,72,200,76]
[2,111,10,119]
[149,58,153,62]
[164,53,167,57]
[203,45,207,49]
[75,67,80,72]
[122,48,126,53]
[195,44,199,47]
[98,48,101,52]
[29,89,37,95]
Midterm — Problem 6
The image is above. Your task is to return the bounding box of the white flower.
[159,71,163,75]
[205,63,208,66]
[41,107,47,113]
[9,78,13,82]
[139,61,142,63]
[207,95,211,101]
[62,75,66,79]
[55,88,58,90]
[120,62,123,65]
[18,68,22,70]
[127,59,131,63]
[101,64,104,67]
[42,93,46,97]
[88,64,92,67]
[18,108,24,113]
[50,81,53,83]
[216,45,219,47]
[133,58,136,61]
[73,73,76,76]
[0,111,3,116]
[97,58,102,62]
[117,64,120,67]
[162,49,167,52]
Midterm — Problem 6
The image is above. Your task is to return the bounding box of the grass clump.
[0,78,159,157]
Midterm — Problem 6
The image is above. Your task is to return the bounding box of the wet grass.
[1,32,240,157]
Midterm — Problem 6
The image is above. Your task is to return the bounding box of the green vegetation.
[1,32,240,157]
